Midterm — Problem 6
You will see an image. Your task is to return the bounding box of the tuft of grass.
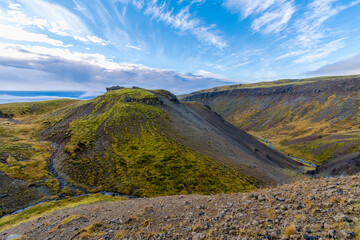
[0,194,126,231]
[284,223,297,237]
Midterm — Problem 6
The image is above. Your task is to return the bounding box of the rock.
[0,193,8,198]
[334,213,352,222]
[6,234,23,240]
[106,86,124,92]
[328,230,336,237]
[340,230,355,239]
[192,232,206,240]
[252,220,259,225]
[348,198,358,204]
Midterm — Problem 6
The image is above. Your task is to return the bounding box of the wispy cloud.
[0,24,68,47]
[293,38,345,64]
[0,0,109,45]
[119,0,226,49]
[223,0,296,33]
[277,0,360,64]
[145,1,226,48]
[294,0,360,48]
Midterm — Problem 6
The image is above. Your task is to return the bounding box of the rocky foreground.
[2,175,360,240]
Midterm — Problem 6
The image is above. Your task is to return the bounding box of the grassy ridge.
[191,74,360,94]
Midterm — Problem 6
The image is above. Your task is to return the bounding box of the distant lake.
[0,91,102,104]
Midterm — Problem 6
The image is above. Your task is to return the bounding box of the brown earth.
[3,174,360,239]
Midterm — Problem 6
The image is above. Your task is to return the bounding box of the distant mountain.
[181,75,360,166]
[0,88,300,215]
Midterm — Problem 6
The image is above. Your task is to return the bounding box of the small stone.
[303,234,310,240]
[6,234,23,240]
[192,233,205,240]
[348,198,358,204]
[297,203,303,210]
[340,230,355,239]
[252,220,259,225]
[328,230,336,237]
[335,213,352,222]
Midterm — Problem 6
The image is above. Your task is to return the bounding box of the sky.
[1,0,360,99]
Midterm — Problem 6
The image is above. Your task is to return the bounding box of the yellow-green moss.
[0,194,126,231]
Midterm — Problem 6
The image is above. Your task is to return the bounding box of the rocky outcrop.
[106,86,124,92]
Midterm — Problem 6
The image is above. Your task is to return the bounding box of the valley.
[182,75,360,169]
[1,79,360,239]
[0,88,301,218]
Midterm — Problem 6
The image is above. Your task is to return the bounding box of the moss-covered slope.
[42,89,258,196]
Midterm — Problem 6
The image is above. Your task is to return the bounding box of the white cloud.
[144,1,226,49]
[177,0,206,6]
[115,0,144,9]
[0,0,109,45]
[223,0,295,33]
[195,70,225,79]
[125,44,142,51]
[294,0,360,47]
[308,53,360,76]
[275,0,360,64]
[0,24,67,47]
[293,38,345,64]
[0,42,232,94]
[251,1,295,33]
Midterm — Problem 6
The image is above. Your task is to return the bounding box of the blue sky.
[1,0,360,96]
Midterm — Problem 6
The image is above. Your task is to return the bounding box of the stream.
[3,144,138,217]
[262,138,317,168]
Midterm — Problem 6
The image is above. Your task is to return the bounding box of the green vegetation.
[0,99,82,193]
[190,74,360,94]
[0,87,257,216]
[0,194,126,231]
[0,99,78,117]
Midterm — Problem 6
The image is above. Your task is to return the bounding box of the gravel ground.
[2,174,360,240]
